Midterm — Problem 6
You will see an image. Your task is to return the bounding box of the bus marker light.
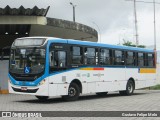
[8,79,11,83]
[39,79,46,85]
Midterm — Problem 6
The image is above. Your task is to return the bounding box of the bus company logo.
[93,73,104,77]
[2,112,11,117]
[76,73,81,77]
[82,73,90,77]
[87,73,90,77]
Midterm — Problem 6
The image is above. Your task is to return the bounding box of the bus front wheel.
[119,80,134,96]
[62,83,80,101]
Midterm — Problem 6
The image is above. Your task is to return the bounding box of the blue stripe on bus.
[9,73,48,87]
[9,66,140,87]
[47,38,154,53]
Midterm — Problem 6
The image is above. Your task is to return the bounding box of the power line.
[126,0,160,4]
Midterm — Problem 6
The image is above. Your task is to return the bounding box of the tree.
[122,40,145,48]
[137,45,145,48]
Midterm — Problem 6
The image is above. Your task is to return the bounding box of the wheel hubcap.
[128,83,133,93]
[69,87,76,96]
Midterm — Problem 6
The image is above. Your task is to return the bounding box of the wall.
[0,60,9,94]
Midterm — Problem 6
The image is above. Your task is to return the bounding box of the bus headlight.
[39,79,46,86]
[8,79,12,84]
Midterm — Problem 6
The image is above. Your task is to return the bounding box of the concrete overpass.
[0,5,98,48]
[0,5,98,94]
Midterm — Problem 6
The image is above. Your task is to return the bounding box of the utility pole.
[153,0,156,50]
[133,0,139,47]
[126,0,159,50]
[70,2,76,22]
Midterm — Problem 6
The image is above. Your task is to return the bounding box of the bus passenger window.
[114,50,124,65]
[148,54,154,67]
[138,53,144,67]
[71,46,82,64]
[84,48,97,65]
[100,49,111,65]
[126,52,134,66]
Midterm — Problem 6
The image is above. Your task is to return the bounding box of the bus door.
[48,44,68,96]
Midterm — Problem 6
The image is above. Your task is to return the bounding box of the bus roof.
[47,37,154,53]
[15,37,154,53]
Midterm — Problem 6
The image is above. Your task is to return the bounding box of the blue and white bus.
[9,37,156,101]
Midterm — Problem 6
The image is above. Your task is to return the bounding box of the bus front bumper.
[8,82,49,96]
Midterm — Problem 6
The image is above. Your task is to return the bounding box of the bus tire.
[96,92,108,96]
[119,91,126,95]
[35,96,49,100]
[119,80,134,96]
[62,83,80,101]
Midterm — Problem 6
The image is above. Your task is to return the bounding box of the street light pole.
[70,2,76,22]
[92,22,101,43]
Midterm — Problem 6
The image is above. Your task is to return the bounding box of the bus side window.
[84,47,97,65]
[148,53,154,67]
[114,50,124,65]
[126,51,134,66]
[100,49,111,65]
[138,53,144,67]
[71,46,82,65]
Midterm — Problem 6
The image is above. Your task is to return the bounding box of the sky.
[0,0,160,49]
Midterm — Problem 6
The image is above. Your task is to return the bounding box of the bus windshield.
[9,48,46,74]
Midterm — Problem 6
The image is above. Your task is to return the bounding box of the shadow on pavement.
[13,92,147,104]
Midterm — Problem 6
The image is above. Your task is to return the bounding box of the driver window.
[58,51,66,67]
[50,51,54,67]
[49,51,67,72]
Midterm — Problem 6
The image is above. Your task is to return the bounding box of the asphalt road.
[0,90,160,120]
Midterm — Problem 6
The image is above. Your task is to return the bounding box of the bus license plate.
[21,87,27,91]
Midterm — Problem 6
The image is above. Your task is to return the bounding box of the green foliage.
[137,45,145,48]
[149,84,160,90]
[123,41,132,46]
[122,40,145,48]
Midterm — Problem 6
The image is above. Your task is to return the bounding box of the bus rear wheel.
[119,80,134,96]
[62,83,80,101]
[35,96,49,100]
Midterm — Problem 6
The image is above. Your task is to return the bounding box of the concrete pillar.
[0,60,9,94]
